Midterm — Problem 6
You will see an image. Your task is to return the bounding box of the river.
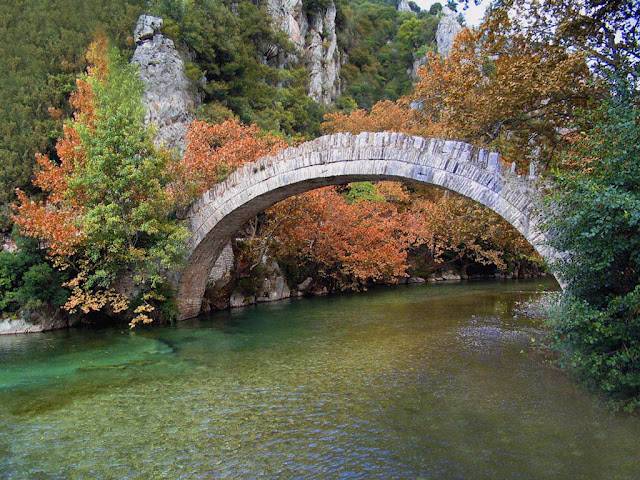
[1,279,639,479]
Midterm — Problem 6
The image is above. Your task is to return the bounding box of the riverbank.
[1,273,551,336]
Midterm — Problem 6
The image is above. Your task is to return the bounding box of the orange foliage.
[409,28,595,167]
[176,119,287,202]
[12,36,108,257]
[13,190,84,257]
[323,100,424,136]
[269,187,420,287]
[326,25,595,170]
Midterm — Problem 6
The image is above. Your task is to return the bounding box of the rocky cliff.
[397,0,413,13]
[410,7,462,78]
[132,15,197,154]
[435,7,462,57]
[265,0,341,104]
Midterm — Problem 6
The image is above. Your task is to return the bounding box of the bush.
[0,235,68,314]
[545,84,640,411]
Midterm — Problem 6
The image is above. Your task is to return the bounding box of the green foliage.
[545,84,640,411]
[0,0,145,231]
[196,102,238,125]
[337,0,439,108]
[149,0,324,139]
[0,235,68,313]
[429,2,443,15]
[344,182,384,203]
[548,292,640,412]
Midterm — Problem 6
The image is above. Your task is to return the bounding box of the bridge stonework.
[178,132,553,320]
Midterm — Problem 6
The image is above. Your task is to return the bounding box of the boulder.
[256,274,291,303]
[297,277,313,292]
[408,276,426,284]
[311,285,329,296]
[230,291,255,308]
[0,309,72,335]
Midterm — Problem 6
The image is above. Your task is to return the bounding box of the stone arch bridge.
[177,132,553,320]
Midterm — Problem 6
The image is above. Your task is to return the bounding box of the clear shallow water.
[1,279,639,479]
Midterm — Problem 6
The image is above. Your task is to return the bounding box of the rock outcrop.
[266,0,341,104]
[132,14,235,303]
[397,0,413,13]
[410,7,462,79]
[132,15,196,154]
[0,309,73,335]
[1,234,16,253]
[436,7,462,58]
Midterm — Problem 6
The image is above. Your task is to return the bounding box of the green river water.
[1,279,640,479]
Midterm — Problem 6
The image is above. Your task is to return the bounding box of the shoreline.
[0,275,554,336]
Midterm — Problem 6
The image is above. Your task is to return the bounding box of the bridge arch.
[178,132,553,320]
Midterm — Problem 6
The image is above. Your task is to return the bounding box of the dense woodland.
[1,0,639,409]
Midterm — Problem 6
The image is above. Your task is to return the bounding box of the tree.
[0,0,145,230]
[481,0,640,87]
[268,186,415,290]
[323,97,541,278]
[0,233,69,314]
[409,27,597,169]
[544,85,640,411]
[13,37,188,326]
[176,119,286,204]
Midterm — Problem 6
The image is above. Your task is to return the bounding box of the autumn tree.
[176,119,286,205]
[267,186,416,290]
[13,37,187,326]
[478,0,640,86]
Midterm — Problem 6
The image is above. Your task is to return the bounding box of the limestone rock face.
[409,8,462,80]
[397,0,413,13]
[132,15,196,154]
[266,0,341,104]
[436,7,462,58]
